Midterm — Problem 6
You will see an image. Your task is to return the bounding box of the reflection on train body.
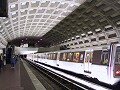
[27,44,120,85]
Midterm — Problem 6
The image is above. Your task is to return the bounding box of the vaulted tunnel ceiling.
[0,0,85,48]
[0,0,120,48]
[42,0,120,45]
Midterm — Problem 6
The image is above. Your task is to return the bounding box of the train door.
[84,50,93,73]
[113,44,120,77]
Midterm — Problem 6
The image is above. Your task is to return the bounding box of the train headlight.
[114,64,120,77]
[116,70,120,76]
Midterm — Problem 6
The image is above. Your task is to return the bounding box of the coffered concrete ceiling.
[0,0,85,48]
[0,0,120,48]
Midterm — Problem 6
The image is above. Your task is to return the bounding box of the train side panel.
[26,44,120,85]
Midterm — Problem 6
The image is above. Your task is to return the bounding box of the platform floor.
[0,58,45,90]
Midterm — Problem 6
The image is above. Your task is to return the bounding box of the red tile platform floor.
[0,59,35,90]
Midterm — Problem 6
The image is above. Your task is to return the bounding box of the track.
[24,60,94,90]
[24,60,62,90]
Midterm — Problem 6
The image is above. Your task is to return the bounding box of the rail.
[25,59,117,90]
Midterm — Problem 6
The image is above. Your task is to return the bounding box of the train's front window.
[115,46,120,64]
[101,50,109,65]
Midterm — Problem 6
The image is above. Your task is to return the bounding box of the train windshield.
[114,46,120,77]
[115,46,120,64]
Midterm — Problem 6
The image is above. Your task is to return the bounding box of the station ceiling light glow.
[88,31,92,34]
[81,33,85,36]
[116,21,120,25]
[95,28,101,32]
[76,35,80,38]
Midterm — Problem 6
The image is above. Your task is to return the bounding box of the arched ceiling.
[0,0,85,48]
[0,0,120,48]
[43,0,120,46]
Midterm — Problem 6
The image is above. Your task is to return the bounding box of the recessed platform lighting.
[81,33,85,36]
[95,28,101,32]
[76,35,80,38]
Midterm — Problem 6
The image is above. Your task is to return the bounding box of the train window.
[73,52,80,62]
[51,54,53,60]
[51,54,53,59]
[55,53,57,60]
[48,54,52,60]
[60,53,67,61]
[51,54,54,60]
[115,46,120,64]
[52,53,57,60]
[80,53,84,61]
[85,51,93,63]
[59,53,63,60]
[63,53,67,61]
[92,50,102,64]
[101,50,109,65]
[50,54,53,60]
[67,52,73,61]
[48,54,50,59]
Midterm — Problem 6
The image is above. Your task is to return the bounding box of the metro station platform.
[0,58,46,90]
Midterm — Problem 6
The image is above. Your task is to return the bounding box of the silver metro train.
[27,44,120,85]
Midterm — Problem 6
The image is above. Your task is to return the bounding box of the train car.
[27,44,120,85]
